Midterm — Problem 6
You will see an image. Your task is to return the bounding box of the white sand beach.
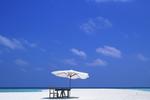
[0,89,150,100]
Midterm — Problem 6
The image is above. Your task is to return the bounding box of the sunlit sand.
[0,89,150,100]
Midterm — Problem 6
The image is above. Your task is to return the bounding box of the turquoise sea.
[0,88,150,93]
[0,89,42,92]
[137,89,150,92]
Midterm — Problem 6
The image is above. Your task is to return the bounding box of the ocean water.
[138,89,150,92]
[0,89,42,92]
[0,88,150,93]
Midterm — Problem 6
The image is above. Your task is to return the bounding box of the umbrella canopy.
[52,70,89,79]
[51,70,89,88]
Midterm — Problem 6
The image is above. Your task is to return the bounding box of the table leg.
[57,91,59,98]
[67,90,70,98]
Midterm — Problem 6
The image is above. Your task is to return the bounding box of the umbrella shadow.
[42,97,79,100]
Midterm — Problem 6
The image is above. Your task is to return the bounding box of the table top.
[54,88,71,91]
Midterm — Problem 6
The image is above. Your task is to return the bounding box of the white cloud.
[0,35,24,50]
[52,40,62,45]
[63,59,78,66]
[34,67,44,71]
[80,16,112,34]
[40,48,47,52]
[71,48,87,58]
[0,35,41,51]
[87,0,132,3]
[22,39,47,53]
[14,59,29,66]
[23,40,37,48]
[137,54,149,62]
[96,45,122,58]
[20,68,27,72]
[86,59,107,66]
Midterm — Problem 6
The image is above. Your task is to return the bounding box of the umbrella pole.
[69,77,71,89]
[68,77,71,97]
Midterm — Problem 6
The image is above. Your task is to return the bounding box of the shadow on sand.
[42,97,79,100]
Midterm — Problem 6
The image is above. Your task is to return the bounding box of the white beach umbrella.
[51,70,89,88]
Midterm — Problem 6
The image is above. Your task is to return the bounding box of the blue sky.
[0,0,150,87]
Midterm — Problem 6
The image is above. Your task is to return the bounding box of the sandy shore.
[0,89,150,100]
